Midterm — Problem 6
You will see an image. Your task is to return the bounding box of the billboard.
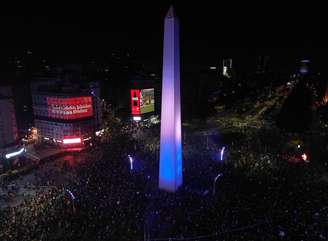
[140,88,155,114]
[130,89,155,115]
[130,90,141,115]
[47,97,93,120]
[63,137,82,144]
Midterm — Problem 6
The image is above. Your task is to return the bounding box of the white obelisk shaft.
[159,5,182,192]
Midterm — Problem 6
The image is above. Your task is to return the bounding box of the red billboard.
[47,96,93,120]
[130,89,155,115]
[130,89,140,115]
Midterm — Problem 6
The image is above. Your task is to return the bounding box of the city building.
[31,79,102,147]
[0,85,18,148]
[0,84,22,170]
[299,59,310,75]
[222,58,232,78]
[256,56,270,74]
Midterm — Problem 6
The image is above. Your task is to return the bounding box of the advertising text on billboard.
[47,97,93,120]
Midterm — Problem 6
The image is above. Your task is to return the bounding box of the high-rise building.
[256,56,270,74]
[0,85,18,148]
[299,59,310,75]
[31,78,102,147]
[222,58,232,77]
[159,5,183,192]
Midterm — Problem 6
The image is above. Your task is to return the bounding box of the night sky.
[0,2,326,72]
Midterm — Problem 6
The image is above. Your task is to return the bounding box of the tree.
[277,81,313,132]
[100,108,124,143]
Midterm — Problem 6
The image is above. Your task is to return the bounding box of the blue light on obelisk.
[159,5,182,192]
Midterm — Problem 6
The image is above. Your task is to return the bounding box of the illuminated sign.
[130,90,140,115]
[130,88,155,115]
[63,138,82,144]
[133,116,141,121]
[5,147,25,159]
[140,89,155,114]
[47,97,93,120]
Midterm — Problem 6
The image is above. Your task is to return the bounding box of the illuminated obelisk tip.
[159,5,182,192]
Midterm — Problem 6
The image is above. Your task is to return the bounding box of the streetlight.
[213,173,223,196]
[128,155,134,171]
[220,146,225,161]
[66,189,76,213]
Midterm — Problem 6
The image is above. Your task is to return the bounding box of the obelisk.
[159,5,182,192]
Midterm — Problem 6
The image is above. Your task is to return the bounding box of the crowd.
[0,122,327,241]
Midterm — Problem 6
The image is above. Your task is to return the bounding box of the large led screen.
[140,88,155,114]
[130,89,140,115]
[47,96,93,120]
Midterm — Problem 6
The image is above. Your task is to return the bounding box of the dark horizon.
[0,2,327,73]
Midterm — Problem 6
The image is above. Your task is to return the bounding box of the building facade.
[0,85,18,148]
[0,85,22,170]
[222,58,233,78]
[31,79,102,146]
